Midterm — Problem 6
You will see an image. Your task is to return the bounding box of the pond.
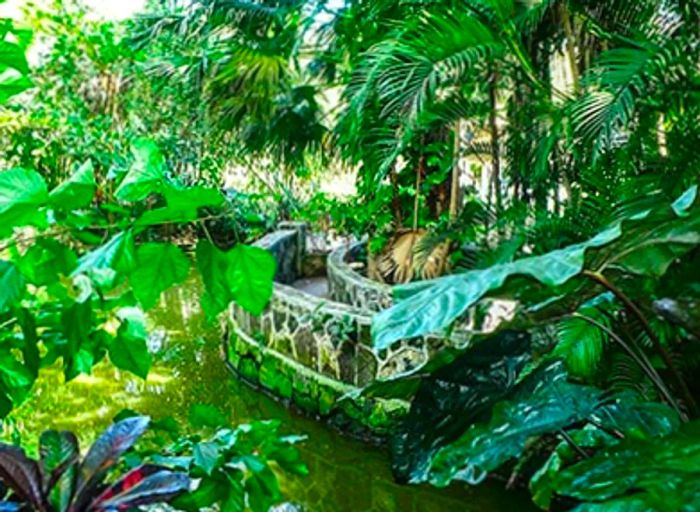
[3,276,534,512]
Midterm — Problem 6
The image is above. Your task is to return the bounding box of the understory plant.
[0,416,189,511]
[0,406,307,512]
[366,185,700,509]
[118,404,308,512]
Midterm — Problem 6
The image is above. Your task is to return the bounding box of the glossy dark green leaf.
[429,362,602,487]
[173,476,228,511]
[0,168,48,235]
[244,465,281,512]
[0,350,34,405]
[554,421,700,510]
[60,301,93,360]
[48,160,96,210]
[267,445,308,477]
[0,260,25,313]
[115,139,166,202]
[16,309,39,379]
[130,243,190,309]
[221,473,244,512]
[39,430,78,512]
[593,397,681,440]
[391,331,531,483]
[39,430,79,481]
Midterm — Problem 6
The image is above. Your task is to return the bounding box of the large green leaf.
[227,244,276,316]
[196,241,275,318]
[115,139,166,202]
[196,240,232,318]
[0,349,35,405]
[529,397,683,509]
[130,243,190,309]
[554,421,700,511]
[428,362,602,487]
[109,308,151,380]
[0,168,48,235]
[136,186,225,227]
[193,442,220,475]
[0,22,33,104]
[373,187,700,349]
[389,330,531,483]
[0,260,25,313]
[60,301,94,363]
[73,231,136,276]
[0,70,32,104]
[18,239,77,286]
[49,160,96,211]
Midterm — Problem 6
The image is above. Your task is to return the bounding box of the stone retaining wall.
[327,242,393,312]
[225,225,466,435]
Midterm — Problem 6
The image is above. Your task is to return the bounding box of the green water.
[4,278,533,512]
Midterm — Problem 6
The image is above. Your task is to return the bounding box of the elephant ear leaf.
[39,431,79,511]
[73,416,150,508]
[553,420,700,510]
[390,330,532,484]
[428,362,603,487]
[0,445,47,511]
[90,465,189,511]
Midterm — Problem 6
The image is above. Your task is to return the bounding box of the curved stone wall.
[225,225,468,435]
[327,242,393,312]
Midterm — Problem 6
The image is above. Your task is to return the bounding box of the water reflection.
[4,277,533,511]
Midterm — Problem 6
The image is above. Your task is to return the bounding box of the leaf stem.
[558,429,588,459]
[583,270,698,417]
[573,312,684,420]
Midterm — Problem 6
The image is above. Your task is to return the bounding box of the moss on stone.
[260,355,294,399]
[239,357,260,383]
[226,325,410,436]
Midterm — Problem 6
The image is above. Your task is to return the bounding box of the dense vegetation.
[0,0,698,510]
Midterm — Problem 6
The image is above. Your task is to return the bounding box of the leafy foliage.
[122,404,308,512]
[554,421,700,511]
[373,186,700,348]
[0,416,189,511]
[0,137,276,419]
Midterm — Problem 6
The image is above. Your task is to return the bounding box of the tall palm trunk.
[488,63,502,214]
[560,2,580,91]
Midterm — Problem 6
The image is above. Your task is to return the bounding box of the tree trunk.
[449,120,462,221]
[488,64,502,214]
[560,2,580,92]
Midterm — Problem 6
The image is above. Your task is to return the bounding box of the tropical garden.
[0,0,697,510]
